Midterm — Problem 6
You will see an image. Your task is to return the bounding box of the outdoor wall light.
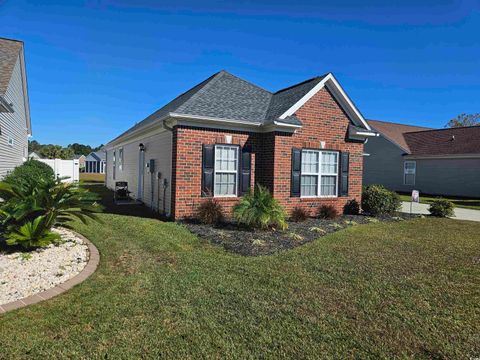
[139,143,146,152]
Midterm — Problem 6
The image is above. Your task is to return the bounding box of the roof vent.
[451,135,455,141]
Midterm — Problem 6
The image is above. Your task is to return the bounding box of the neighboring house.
[0,38,31,179]
[364,119,480,197]
[85,151,106,173]
[28,151,42,159]
[74,154,86,170]
[104,70,376,218]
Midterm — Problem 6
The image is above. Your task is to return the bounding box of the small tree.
[445,113,480,128]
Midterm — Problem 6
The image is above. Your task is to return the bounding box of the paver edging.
[0,230,99,314]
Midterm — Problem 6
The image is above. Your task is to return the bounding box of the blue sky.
[1,0,479,147]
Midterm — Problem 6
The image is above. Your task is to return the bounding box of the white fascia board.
[279,75,330,119]
[104,117,169,149]
[19,48,31,135]
[106,112,301,148]
[168,116,297,134]
[278,73,372,131]
[169,113,263,127]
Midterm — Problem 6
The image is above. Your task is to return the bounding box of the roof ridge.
[273,74,328,94]
[168,71,222,113]
[218,70,272,94]
[174,71,230,113]
[405,125,480,134]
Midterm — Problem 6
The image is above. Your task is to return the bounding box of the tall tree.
[445,113,480,128]
[28,140,42,152]
[39,145,74,160]
[68,143,92,156]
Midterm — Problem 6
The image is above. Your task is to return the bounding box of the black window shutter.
[340,152,349,196]
[202,145,214,196]
[240,147,251,195]
[291,148,301,197]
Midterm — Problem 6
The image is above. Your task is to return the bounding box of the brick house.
[104,71,376,219]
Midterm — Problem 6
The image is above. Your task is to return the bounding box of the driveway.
[401,202,480,222]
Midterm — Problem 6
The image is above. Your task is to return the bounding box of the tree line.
[28,141,104,160]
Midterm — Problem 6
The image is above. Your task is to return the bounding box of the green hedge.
[362,185,401,216]
[3,160,55,186]
[429,199,455,217]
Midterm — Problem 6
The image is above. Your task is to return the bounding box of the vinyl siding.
[105,130,172,215]
[364,135,480,197]
[363,135,408,191]
[413,158,480,198]
[0,56,29,179]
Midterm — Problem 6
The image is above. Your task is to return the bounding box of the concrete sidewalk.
[401,202,480,222]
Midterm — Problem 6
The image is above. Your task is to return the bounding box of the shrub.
[196,198,224,225]
[429,199,455,217]
[233,185,288,231]
[0,178,102,248]
[290,206,309,222]
[3,160,54,187]
[317,204,338,219]
[361,185,401,216]
[343,199,360,215]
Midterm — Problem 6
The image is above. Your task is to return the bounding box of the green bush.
[317,204,338,219]
[0,179,102,249]
[3,160,54,187]
[197,198,224,225]
[233,185,288,231]
[343,199,360,215]
[362,185,401,216]
[290,206,309,222]
[429,199,455,217]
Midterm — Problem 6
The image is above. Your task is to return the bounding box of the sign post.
[411,190,420,214]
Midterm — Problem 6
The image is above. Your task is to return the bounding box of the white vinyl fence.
[38,159,79,183]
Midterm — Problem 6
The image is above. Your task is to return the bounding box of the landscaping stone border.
[0,231,99,314]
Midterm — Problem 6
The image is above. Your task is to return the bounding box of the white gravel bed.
[0,228,89,305]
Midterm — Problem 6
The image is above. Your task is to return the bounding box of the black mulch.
[183,213,418,256]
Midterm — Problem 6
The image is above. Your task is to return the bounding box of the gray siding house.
[364,120,480,198]
[0,38,31,179]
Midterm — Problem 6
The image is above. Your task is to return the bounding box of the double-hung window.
[301,150,339,197]
[214,145,238,197]
[404,161,416,185]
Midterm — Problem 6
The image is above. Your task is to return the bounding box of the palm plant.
[5,215,61,248]
[233,185,288,231]
[0,178,102,248]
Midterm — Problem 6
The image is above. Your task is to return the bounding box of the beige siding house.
[0,38,31,179]
[105,130,173,216]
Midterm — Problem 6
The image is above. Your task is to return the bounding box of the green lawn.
[399,193,480,210]
[1,193,479,358]
[79,172,105,183]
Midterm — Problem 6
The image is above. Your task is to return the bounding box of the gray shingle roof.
[265,76,326,123]
[0,38,22,96]
[109,71,339,144]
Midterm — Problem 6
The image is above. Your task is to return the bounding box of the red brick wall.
[171,126,261,219]
[269,87,364,216]
[171,87,364,219]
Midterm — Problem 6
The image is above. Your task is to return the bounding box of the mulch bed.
[183,213,418,256]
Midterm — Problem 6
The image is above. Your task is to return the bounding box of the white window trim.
[404,160,416,185]
[214,144,239,198]
[300,150,339,198]
[112,150,116,180]
[118,148,124,171]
